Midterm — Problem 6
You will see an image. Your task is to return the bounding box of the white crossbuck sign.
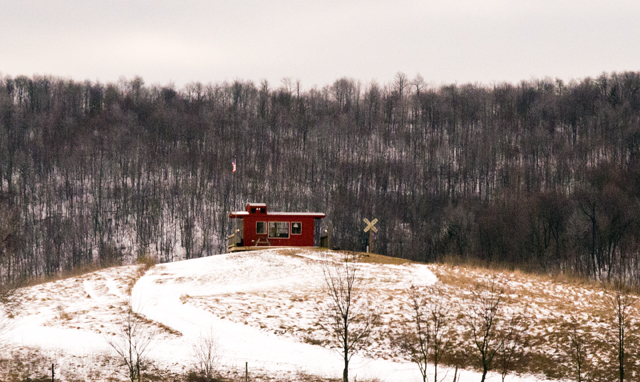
[363,218,378,233]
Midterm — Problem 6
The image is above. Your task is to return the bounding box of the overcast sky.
[2,0,639,89]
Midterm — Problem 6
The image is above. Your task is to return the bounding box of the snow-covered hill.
[3,249,556,381]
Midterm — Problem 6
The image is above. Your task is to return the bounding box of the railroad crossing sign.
[363,218,378,233]
[363,218,378,253]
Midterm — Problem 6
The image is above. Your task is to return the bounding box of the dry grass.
[328,249,414,265]
[260,247,415,266]
[13,254,157,295]
[275,248,306,258]
[132,311,182,337]
[438,254,599,289]
[0,347,128,382]
[352,252,414,265]
[18,263,113,289]
[55,304,73,321]
[124,255,157,295]
[429,262,640,382]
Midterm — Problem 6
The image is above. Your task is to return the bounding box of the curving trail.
[131,249,493,382]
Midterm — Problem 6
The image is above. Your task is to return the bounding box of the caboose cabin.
[228,203,325,252]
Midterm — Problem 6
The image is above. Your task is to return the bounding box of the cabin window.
[256,221,267,235]
[268,222,290,238]
[291,222,302,235]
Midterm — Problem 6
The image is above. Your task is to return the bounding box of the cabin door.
[229,218,244,248]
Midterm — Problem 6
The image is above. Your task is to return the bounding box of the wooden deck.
[228,245,324,253]
[228,246,274,253]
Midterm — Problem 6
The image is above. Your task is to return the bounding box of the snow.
[3,248,555,381]
[131,249,435,380]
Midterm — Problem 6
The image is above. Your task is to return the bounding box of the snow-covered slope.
[4,249,554,381]
[132,249,438,381]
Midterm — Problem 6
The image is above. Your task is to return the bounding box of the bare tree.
[394,72,409,98]
[398,285,431,382]
[604,280,637,382]
[106,300,157,382]
[565,316,588,382]
[0,272,21,356]
[0,282,18,352]
[0,195,21,284]
[465,279,521,382]
[192,326,221,381]
[429,285,452,382]
[412,74,425,97]
[320,254,379,382]
[399,284,452,382]
[498,322,523,382]
[280,77,293,94]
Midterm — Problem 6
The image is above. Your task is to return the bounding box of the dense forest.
[1,72,640,284]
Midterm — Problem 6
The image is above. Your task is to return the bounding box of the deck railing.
[228,233,241,250]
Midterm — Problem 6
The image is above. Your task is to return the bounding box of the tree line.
[1,72,640,283]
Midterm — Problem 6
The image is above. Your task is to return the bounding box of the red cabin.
[228,203,325,252]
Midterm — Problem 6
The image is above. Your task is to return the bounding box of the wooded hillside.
[1,72,640,283]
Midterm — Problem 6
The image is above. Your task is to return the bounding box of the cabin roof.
[229,211,326,218]
[265,212,326,217]
[229,203,325,219]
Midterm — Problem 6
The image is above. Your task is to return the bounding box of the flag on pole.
[232,160,236,172]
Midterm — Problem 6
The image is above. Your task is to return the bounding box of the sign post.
[363,218,378,253]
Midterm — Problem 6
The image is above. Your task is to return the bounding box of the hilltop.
[1,249,630,381]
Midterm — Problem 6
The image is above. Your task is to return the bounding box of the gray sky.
[2,0,640,89]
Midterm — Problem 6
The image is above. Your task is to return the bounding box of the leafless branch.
[192,326,221,380]
[105,300,157,382]
[465,278,522,382]
[319,254,379,382]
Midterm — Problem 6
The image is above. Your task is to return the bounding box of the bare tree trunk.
[105,300,158,382]
[604,281,636,382]
[466,278,521,382]
[320,254,378,382]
